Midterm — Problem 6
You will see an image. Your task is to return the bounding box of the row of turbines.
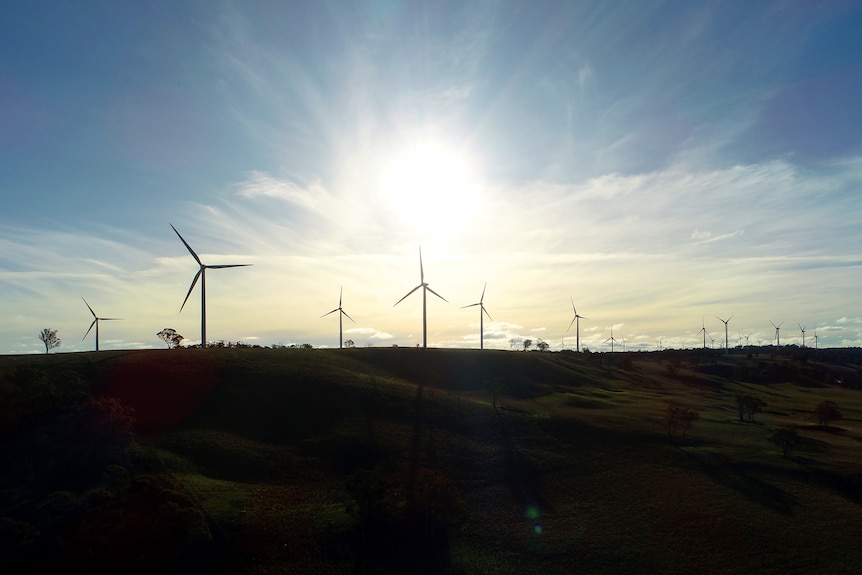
[79,227,505,351]
[78,226,822,352]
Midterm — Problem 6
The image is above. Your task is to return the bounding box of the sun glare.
[379,142,482,235]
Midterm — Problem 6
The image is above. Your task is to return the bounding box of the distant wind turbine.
[462,282,492,350]
[82,297,121,352]
[171,224,251,349]
[604,327,619,353]
[566,298,587,352]
[321,287,355,349]
[394,246,447,349]
[770,320,783,347]
[716,314,733,355]
[798,324,806,348]
[657,338,664,351]
[698,318,709,349]
[813,327,819,349]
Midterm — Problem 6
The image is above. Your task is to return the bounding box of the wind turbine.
[82,297,121,352]
[462,282,492,350]
[813,327,819,349]
[321,287,355,349]
[657,338,664,351]
[394,246,447,349]
[770,320,783,347]
[566,298,587,352]
[716,315,733,354]
[171,224,251,349]
[604,327,619,353]
[799,324,806,348]
[698,318,709,349]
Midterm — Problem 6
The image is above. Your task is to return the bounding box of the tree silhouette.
[814,400,841,427]
[344,339,355,348]
[38,328,61,354]
[523,339,532,352]
[156,328,185,349]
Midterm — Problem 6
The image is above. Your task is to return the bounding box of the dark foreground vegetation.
[2,346,862,573]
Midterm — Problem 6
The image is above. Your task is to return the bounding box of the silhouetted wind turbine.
[698,318,709,349]
[770,320,783,347]
[813,327,819,349]
[171,224,251,349]
[716,315,733,354]
[321,287,355,349]
[566,298,587,352]
[462,282,492,350]
[604,327,619,353]
[394,246,447,349]
[82,297,121,352]
[657,338,664,351]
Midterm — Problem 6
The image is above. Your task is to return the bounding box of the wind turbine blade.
[480,282,487,303]
[207,264,252,269]
[728,314,734,322]
[101,317,122,321]
[171,224,202,266]
[571,297,577,315]
[567,317,577,332]
[426,286,448,302]
[82,297,97,318]
[180,269,202,312]
[461,303,480,309]
[339,286,343,307]
[83,319,97,340]
[581,316,589,320]
[394,284,422,306]
[341,309,355,323]
[321,309,339,318]
[419,246,424,283]
[482,307,493,322]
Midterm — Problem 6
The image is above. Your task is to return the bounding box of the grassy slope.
[6,348,862,574]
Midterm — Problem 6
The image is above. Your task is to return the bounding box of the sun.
[379,141,482,236]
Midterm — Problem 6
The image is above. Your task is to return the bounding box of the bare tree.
[156,328,185,349]
[38,328,61,354]
[523,339,533,352]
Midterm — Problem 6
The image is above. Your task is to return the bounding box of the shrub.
[663,403,699,439]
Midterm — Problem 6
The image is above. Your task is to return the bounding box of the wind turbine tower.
[566,298,587,352]
[799,324,806,348]
[321,287,355,349]
[604,327,619,353]
[770,320,783,347]
[698,318,709,349]
[462,282,493,350]
[82,298,121,352]
[394,246,447,349]
[171,224,251,349]
[716,315,733,355]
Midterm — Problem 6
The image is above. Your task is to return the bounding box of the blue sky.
[3,0,862,353]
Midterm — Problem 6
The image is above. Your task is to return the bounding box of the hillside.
[2,348,862,573]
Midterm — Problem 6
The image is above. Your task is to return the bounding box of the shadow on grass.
[682,449,798,515]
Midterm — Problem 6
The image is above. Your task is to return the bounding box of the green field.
[3,347,862,573]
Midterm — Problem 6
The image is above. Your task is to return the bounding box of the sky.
[3,0,862,354]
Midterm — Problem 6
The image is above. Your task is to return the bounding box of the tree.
[344,339,355,348]
[38,328,61,354]
[663,403,699,439]
[523,339,532,352]
[736,394,766,422]
[769,425,799,457]
[536,339,550,352]
[156,328,184,349]
[814,400,841,427]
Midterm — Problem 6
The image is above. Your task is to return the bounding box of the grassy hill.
[2,347,862,573]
